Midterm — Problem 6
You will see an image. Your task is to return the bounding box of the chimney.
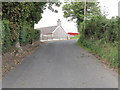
[57,19,61,26]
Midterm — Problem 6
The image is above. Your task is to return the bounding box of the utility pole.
[83,0,87,37]
[84,0,87,20]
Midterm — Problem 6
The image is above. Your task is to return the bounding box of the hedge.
[78,16,119,68]
[79,16,119,44]
[2,20,13,53]
[2,20,40,53]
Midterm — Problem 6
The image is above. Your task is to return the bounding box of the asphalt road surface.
[3,40,118,88]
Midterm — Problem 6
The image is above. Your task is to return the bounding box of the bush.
[2,20,40,53]
[79,16,119,44]
[2,20,13,53]
[19,22,40,46]
[78,16,119,68]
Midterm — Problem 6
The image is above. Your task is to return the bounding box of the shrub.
[19,22,40,46]
[2,20,40,53]
[2,20,13,53]
[79,16,119,44]
[78,16,119,68]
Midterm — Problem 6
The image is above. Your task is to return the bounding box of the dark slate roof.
[37,26,57,34]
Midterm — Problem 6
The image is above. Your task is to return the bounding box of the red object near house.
[67,32,79,35]
[67,32,79,40]
[67,36,68,40]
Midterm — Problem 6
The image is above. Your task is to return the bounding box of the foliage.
[79,16,119,43]
[63,1,119,68]
[78,15,119,68]
[19,22,40,46]
[2,2,43,42]
[62,2,101,25]
[2,20,13,53]
[77,15,119,69]
[2,2,61,42]
[2,2,61,53]
[2,20,40,53]
[2,2,61,25]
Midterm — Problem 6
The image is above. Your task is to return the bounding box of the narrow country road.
[3,40,118,88]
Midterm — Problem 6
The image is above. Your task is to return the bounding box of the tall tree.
[62,1,101,25]
[2,2,61,42]
[2,2,61,49]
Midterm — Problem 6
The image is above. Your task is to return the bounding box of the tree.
[2,2,61,42]
[2,2,61,52]
[62,1,101,25]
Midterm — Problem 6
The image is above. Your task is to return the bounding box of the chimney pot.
[57,19,61,26]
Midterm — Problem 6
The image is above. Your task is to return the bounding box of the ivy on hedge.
[19,22,40,46]
[2,20,13,53]
[2,20,40,53]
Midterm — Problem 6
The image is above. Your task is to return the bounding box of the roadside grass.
[77,39,118,70]
[70,35,80,39]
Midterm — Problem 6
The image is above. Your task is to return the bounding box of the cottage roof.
[37,26,57,34]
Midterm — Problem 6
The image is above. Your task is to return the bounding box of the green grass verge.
[77,39,118,68]
[70,35,80,39]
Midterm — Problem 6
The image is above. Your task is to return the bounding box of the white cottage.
[37,19,67,41]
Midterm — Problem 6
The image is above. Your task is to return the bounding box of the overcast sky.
[34,0,120,33]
